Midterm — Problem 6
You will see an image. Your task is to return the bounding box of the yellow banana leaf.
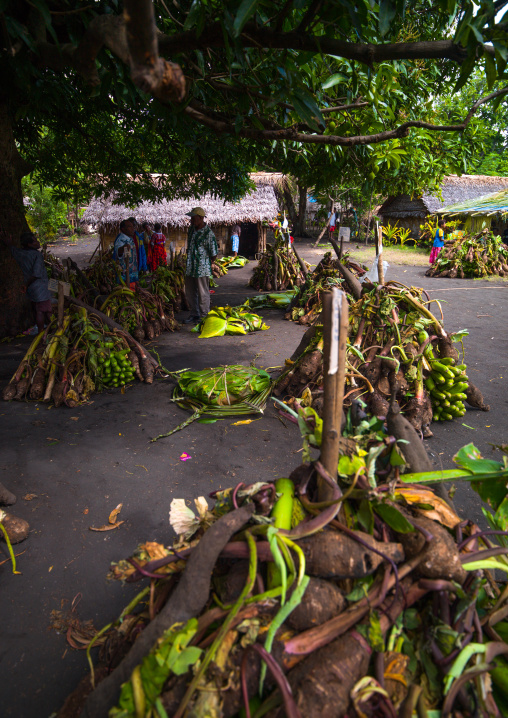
[199,316,227,338]
[395,486,461,528]
[225,321,247,335]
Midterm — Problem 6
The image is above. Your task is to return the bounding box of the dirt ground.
[1,239,507,717]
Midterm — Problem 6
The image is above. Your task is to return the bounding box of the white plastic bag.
[359,256,390,283]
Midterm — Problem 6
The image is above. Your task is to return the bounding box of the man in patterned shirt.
[184,207,218,324]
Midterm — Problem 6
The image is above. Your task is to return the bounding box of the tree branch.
[123,0,185,102]
[158,22,477,65]
[184,86,508,146]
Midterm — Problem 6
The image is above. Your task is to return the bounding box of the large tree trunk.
[295,184,310,237]
[282,182,311,238]
[0,100,32,337]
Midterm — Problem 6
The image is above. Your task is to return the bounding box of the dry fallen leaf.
[89,521,124,532]
[46,437,59,442]
[83,508,89,515]
[395,487,461,528]
[22,493,37,501]
[70,417,79,421]
[109,503,123,524]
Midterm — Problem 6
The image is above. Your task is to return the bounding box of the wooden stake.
[377,225,384,285]
[273,250,279,291]
[291,242,308,277]
[57,282,65,328]
[319,289,349,501]
[339,233,345,259]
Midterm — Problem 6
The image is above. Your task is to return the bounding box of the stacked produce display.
[2,306,159,407]
[99,286,178,342]
[426,229,508,278]
[285,252,367,325]
[249,237,309,292]
[274,281,489,436]
[60,421,508,718]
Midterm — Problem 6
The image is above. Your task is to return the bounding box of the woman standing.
[149,222,168,271]
[429,219,446,264]
[230,224,241,257]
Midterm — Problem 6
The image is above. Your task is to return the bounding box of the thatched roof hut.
[379,175,508,238]
[81,172,284,256]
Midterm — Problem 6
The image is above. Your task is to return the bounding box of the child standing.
[149,222,168,271]
[429,219,446,264]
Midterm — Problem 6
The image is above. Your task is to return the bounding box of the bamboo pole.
[58,282,65,328]
[377,225,385,286]
[319,288,349,501]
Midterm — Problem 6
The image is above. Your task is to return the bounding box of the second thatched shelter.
[378,174,508,238]
[81,173,283,257]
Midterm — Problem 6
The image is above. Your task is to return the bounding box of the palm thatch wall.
[81,173,284,255]
[379,175,508,238]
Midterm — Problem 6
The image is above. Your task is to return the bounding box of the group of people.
[2,207,235,334]
[113,217,172,285]
[113,207,220,324]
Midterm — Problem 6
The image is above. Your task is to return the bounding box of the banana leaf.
[151,365,272,440]
[199,316,228,338]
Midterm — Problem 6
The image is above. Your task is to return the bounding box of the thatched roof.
[81,173,283,230]
[379,175,508,219]
[437,188,508,216]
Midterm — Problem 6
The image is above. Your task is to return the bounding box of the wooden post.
[273,250,279,291]
[291,242,308,277]
[377,225,384,285]
[57,282,65,328]
[339,233,345,259]
[319,288,349,501]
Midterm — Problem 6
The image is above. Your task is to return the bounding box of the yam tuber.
[286,577,346,632]
[298,529,404,579]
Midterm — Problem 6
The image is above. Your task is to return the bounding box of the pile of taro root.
[275,280,489,436]
[249,241,309,291]
[285,251,367,325]
[57,424,508,718]
[425,229,508,278]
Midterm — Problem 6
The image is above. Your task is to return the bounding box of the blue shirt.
[231,234,239,253]
[433,228,445,248]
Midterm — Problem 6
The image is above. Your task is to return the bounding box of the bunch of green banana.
[425,355,468,422]
[97,344,136,387]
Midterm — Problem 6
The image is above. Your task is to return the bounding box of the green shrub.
[22,178,70,243]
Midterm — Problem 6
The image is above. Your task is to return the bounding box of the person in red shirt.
[148,223,168,272]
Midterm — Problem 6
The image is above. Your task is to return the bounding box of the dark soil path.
[0,239,507,717]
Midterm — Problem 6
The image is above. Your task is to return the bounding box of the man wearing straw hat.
[184,207,217,324]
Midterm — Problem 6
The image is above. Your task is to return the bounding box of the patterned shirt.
[114,232,139,282]
[186,224,218,277]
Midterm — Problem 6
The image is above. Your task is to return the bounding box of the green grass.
[324,243,431,267]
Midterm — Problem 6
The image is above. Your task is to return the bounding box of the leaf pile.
[426,229,508,278]
[192,306,269,338]
[151,365,272,440]
[2,306,159,407]
[275,282,489,435]
[216,256,249,271]
[243,290,298,310]
[61,436,508,718]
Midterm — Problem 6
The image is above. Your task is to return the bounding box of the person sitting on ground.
[127,216,148,273]
[149,222,168,272]
[230,225,241,257]
[184,207,217,323]
[113,219,139,285]
[1,231,52,334]
[429,219,446,264]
